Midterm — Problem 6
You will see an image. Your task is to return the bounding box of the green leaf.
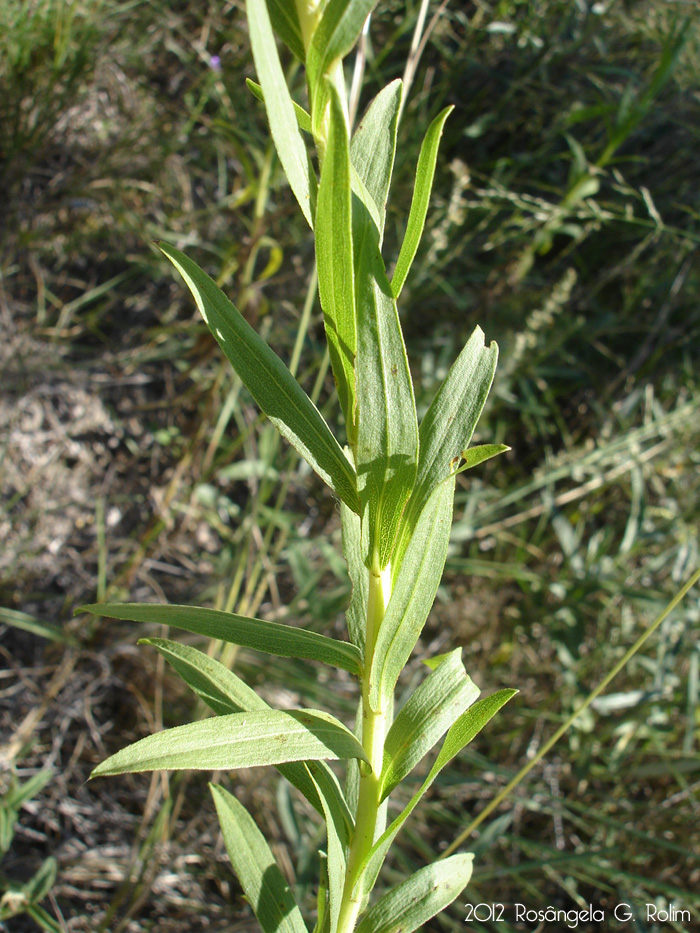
[380,649,480,800]
[307,768,349,931]
[391,105,453,299]
[246,0,313,226]
[159,243,361,513]
[368,479,455,711]
[316,83,357,442]
[246,78,312,133]
[265,0,306,62]
[353,196,419,569]
[306,0,380,134]
[141,638,353,830]
[354,689,517,900]
[397,326,497,560]
[340,499,368,652]
[350,79,402,242]
[22,857,57,905]
[355,854,473,933]
[79,601,362,674]
[453,443,510,475]
[211,784,309,933]
[4,770,53,810]
[91,708,368,777]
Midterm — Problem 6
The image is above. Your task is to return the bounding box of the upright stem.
[336,559,392,933]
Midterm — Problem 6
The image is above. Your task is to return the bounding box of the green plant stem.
[442,565,700,858]
[337,561,392,933]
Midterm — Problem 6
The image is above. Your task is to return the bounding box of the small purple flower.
[209,54,221,72]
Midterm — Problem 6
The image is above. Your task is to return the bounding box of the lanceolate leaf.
[354,197,418,569]
[158,243,360,514]
[141,637,353,830]
[211,784,309,933]
[368,479,455,711]
[306,0,379,134]
[340,500,368,652]
[380,649,480,800]
[79,601,362,674]
[355,855,473,933]
[350,80,402,242]
[265,0,305,63]
[246,78,313,133]
[307,769,349,931]
[454,443,510,476]
[391,105,453,299]
[91,709,368,777]
[354,689,517,901]
[246,0,313,226]
[316,83,357,442]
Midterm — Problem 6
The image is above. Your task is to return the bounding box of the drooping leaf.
[350,79,402,242]
[158,244,360,513]
[265,0,306,62]
[380,649,480,800]
[353,195,418,569]
[79,601,362,674]
[246,0,313,225]
[340,499,367,652]
[211,784,309,933]
[306,0,380,135]
[141,638,353,830]
[353,689,517,901]
[368,479,455,711]
[355,855,473,933]
[391,105,453,299]
[91,708,368,777]
[246,78,312,133]
[316,83,357,442]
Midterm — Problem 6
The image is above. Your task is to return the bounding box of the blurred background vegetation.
[1,0,698,930]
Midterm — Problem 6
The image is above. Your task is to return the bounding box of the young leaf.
[78,601,362,674]
[340,499,368,652]
[350,79,402,242]
[316,83,357,442]
[391,106,453,299]
[141,638,354,830]
[368,479,455,711]
[211,784,309,933]
[246,78,313,133]
[354,196,419,568]
[91,708,369,777]
[246,0,313,226]
[306,0,380,134]
[355,854,473,933]
[380,649,480,800]
[307,768,349,931]
[453,443,510,476]
[265,0,306,63]
[353,689,517,901]
[158,243,360,514]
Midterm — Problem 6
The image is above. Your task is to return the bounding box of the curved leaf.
[91,708,368,777]
[78,601,362,674]
[158,244,360,513]
[211,784,309,933]
[265,0,305,62]
[355,854,473,933]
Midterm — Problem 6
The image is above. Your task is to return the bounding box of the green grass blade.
[211,784,309,933]
[350,79,402,242]
[316,83,357,442]
[158,243,360,514]
[391,105,453,299]
[141,638,353,829]
[368,480,455,711]
[355,854,473,933]
[246,0,313,225]
[354,197,419,568]
[380,649,480,800]
[78,602,362,674]
[91,709,368,777]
